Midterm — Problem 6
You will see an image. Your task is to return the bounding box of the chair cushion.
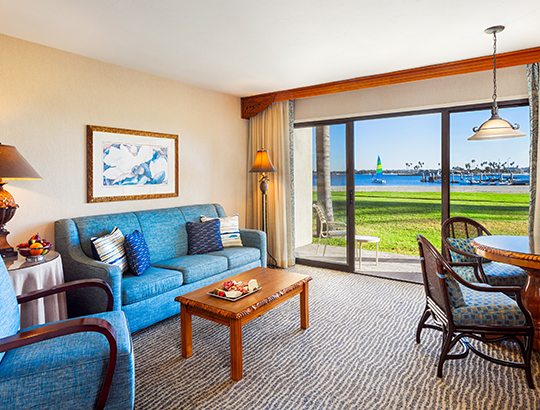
[440,267,465,308]
[201,214,243,247]
[0,259,19,364]
[91,227,129,273]
[452,286,527,326]
[186,219,223,255]
[0,311,134,409]
[447,237,489,263]
[453,262,527,287]
[121,266,184,306]
[208,247,261,269]
[124,230,151,276]
[152,255,228,284]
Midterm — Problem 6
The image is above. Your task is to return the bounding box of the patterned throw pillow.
[91,227,129,273]
[442,267,466,308]
[200,214,243,247]
[447,237,490,264]
[124,230,151,276]
[186,219,223,255]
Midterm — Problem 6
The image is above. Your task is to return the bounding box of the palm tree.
[315,126,334,222]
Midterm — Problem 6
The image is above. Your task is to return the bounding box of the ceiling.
[1,0,540,97]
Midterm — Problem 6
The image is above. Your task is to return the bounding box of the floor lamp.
[0,143,42,259]
[250,149,278,267]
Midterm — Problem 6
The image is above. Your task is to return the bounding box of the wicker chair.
[416,234,535,389]
[441,216,527,287]
[313,203,347,256]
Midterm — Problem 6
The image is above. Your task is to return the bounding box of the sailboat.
[371,156,386,184]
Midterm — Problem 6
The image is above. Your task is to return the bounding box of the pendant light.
[468,26,525,141]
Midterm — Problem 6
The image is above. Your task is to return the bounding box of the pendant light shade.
[468,26,525,141]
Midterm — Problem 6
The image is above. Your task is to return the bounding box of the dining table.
[471,235,540,350]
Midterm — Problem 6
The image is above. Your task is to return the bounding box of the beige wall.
[295,65,528,122]
[293,128,313,247]
[0,34,248,249]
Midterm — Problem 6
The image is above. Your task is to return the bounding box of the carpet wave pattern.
[132,265,540,409]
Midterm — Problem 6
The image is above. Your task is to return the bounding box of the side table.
[355,235,380,269]
[5,251,68,328]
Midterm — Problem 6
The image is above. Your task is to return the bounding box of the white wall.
[293,127,313,247]
[0,34,249,249]
[295,66,528,122]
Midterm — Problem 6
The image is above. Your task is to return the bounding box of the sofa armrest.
[240,228,267,268]
[55,219,123,314]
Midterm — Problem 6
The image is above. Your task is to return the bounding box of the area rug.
[132,265,540,409]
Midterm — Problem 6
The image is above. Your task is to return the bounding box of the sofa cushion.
[73,212,142,259]
[121,266,184,306]
[153,255,228,284]
[91,227,129,273]
[124,230,151,276]
[180,204,223,223]
[201,214,243,247]
[186,219,223,255]
[134,208,188,263]
[208,247,261,269]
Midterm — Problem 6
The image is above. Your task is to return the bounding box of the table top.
[5,251,60,271]
[175,267,312,320]
[471,235,540,270]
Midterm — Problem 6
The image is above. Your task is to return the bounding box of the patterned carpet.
[132,265,540,409]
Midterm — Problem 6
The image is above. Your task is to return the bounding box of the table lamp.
[0,143,41,258]
[249,149,277,266]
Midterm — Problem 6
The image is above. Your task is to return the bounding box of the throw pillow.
[124,230,151,276]
[442,267,466,308]
[200,214,243,247]
[447,237,490,264]
[186,219,223,255]
[91,227,129,273]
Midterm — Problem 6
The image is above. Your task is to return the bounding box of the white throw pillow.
[91,227,129,273]
[200,214,243,247]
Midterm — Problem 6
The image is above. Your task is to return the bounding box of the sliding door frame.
[294,98,529,273]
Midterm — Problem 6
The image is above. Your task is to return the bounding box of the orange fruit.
[29,242,43,256]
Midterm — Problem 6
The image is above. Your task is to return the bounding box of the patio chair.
[441,216,527,287]
[416,234,535,389]
[313,203,347,257]
[0,256,135,409]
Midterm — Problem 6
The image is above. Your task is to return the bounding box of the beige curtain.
[247,101,294,268]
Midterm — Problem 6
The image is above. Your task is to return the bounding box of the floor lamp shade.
[0,143,41,258]
[249,149,277,174]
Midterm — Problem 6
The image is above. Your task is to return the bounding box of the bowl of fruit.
[17,234,51,261]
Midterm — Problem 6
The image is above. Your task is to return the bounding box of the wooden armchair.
[416,234,534,388]
[0,257,134,409]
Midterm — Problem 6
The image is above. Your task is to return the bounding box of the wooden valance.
[241,46,540,119]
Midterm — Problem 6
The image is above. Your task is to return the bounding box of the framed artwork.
[87,125,179,203]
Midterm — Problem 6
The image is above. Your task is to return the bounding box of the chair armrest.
[447,261,487,283]
[329,221,347,228]
[445,260,521,294]
[17,279,114,312]
[0,317,118,410]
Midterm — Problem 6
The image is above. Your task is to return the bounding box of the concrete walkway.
[295,243,422,284]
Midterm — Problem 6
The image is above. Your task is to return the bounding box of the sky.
[311,106,530,172]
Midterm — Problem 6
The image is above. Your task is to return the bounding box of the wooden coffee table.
[175,267,312,381]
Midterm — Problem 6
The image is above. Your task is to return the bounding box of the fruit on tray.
[17,233,52,257]
[214,279,260,298]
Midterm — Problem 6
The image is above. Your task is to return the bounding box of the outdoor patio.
[295,243,422,283]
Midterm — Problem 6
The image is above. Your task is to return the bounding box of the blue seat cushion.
[208,247,261,269]
[453,262,527,287]
[152,255,228,284]
[121,266,184,306]
[0,311,134,409]
[452,286,527,326]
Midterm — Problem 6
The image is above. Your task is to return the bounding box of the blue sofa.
[55,204,267,332]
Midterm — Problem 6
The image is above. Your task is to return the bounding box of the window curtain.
[528,63,539,241]
[247,101,294,268]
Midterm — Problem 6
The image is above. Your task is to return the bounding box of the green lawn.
[315,191,529,255]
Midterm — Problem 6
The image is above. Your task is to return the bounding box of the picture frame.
[87,125,179,203]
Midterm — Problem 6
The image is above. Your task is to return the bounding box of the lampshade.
[0,143,42,180]
[468,113,526,141]
[249,149,277,173]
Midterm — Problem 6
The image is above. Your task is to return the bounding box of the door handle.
[349,189,354,205]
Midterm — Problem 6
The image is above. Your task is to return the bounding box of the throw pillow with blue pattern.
[186,219,223,255]
[124,230,151,276]
[200,214,243,247]
[91,227,129,273]
[447,237,491,264]
[440,267,466,307]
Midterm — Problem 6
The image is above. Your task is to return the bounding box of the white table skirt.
[8,252,68,329]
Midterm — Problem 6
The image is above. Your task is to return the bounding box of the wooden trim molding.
[241,46,540,119]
